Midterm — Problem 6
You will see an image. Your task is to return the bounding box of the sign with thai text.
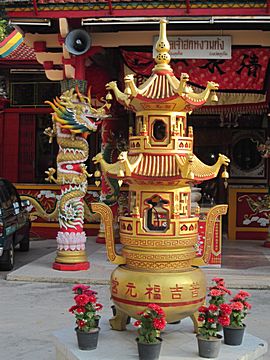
[153,36,231,59]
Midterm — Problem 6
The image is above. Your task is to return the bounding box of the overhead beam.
[6,8,270,19]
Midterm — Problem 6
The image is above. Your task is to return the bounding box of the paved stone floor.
[6,237,270,289]
[1,236,270,359]
[221,239,270,270]
[53,320,267,360]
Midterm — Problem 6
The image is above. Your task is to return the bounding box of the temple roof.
[138,73,176,100]
[3,42,36,61]
[124,153,224,182]
[2,0,267,7]
[132,154,181,178]
[3,0,268,17]
[0,30,36,61]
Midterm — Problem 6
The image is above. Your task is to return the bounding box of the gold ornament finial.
[154,19,171,69]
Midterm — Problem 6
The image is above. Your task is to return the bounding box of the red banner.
[121,47,270,92]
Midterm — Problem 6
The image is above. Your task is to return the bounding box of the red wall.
[1,112,19,181]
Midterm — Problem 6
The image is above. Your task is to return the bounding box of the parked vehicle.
[0,178,31,270]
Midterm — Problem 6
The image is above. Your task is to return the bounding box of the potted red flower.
[223,290,252,345]
[197,304,224,358]
[196,277,232,358]
[69,284,103,350]
[134,303,166,360]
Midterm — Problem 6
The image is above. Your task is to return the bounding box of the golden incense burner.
[92,19,230,330]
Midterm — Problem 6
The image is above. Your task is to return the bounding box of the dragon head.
[117,151,128,163]
[180,73,190,82]
[207,81,219,91]
[45,87,110,135]
[218,153,230,166]
[92,152,104,164]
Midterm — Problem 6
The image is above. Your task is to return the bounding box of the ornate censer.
[92,19,230,329]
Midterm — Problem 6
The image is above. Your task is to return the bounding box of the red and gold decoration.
[44,87,111,270]
[91,19,229,329]
[228,187,269,241]
[122,47,270,92]
[17,184,101,239]
[195,209,223,267]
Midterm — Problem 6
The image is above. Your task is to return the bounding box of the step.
[52,318,268,360]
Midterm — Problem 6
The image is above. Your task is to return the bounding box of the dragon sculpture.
[95,125,128,242]
[43,87,111,268]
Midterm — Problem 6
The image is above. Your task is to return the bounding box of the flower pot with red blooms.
[223,290,252,346]
[68,284,103,350]
[134,304,166,360]
[75,327,100,350]
[223,324,246,346]
[196,278,232,360]
[196,333,222,359]
[136,338,162,360]
[197,304,223,358]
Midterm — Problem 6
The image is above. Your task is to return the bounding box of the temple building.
[0,1,269,253]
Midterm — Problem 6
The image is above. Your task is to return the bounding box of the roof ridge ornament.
[154,18,172,72]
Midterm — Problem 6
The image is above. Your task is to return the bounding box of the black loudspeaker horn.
[65,29,91,55]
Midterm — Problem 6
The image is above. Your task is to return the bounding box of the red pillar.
[75,56,85,81]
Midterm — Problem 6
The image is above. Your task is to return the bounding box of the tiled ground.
[221,239,270,270]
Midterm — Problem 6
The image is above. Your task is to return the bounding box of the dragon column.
[45,87,110,270]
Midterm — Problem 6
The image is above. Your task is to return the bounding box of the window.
[153,119,166,141]
[13,202,20,215]
[10,82,60,107]
[232,138,261,171]
[144,195,169,232]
